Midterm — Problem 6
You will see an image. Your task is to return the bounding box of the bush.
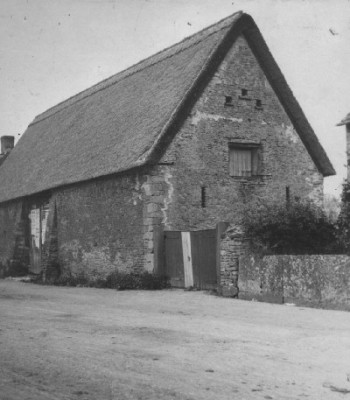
[32,270,170,290]
[242,200,342,255]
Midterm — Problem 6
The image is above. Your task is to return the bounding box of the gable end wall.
[156,35,323,230]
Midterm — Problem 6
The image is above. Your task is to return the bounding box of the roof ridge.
[30,11,243,126]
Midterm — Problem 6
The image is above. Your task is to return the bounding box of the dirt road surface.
[1,280,350,400]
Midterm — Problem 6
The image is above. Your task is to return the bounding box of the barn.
[0,12,335,286]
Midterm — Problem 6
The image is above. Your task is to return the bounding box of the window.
[255,99,263,109]
[224,96,233,106]
[229,143,260,177]
[201,186,206,208]
[286,186,290,206]
[239,88,251,101]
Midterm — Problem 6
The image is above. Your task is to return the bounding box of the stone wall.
[140,166,170,272]
[239,254,350,311]
[48,166,171,278]
[53,173,146,280]
[0,168,168,279]
[216,223,350,310]
[158,34,323,232]
[216,223,243,297]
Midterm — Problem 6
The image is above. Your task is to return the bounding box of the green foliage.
[242,200,342,255]
[32,270,170,290]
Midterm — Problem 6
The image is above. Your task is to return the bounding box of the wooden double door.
[164,229,217,290]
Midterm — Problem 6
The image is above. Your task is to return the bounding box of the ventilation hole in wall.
[201,186,206,208]
[255,99,263,109]
[286,186,290,207]
[241,88,248,96]
[225,96,233,106]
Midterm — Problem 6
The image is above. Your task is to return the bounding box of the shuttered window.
[230,148,252,176]
[229,144,259,177]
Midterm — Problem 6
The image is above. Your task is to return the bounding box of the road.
[0,280,350,400]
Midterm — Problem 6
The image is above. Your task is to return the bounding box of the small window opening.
[239,89,251,101]
[286,186,290,207]
[201,186,206,208]
[225,96,233,106]
[255,99,263,109]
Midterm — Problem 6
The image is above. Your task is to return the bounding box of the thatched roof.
[0,12,335,203]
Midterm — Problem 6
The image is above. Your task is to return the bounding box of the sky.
[0,0,349,197]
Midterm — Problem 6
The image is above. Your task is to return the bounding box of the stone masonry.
[52,173,146,279]
[216,224,245,297]
[238,253,350,311]
[154,35,323,236]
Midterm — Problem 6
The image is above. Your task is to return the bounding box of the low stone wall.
[216,223,350,310]
[238,254,350,311]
